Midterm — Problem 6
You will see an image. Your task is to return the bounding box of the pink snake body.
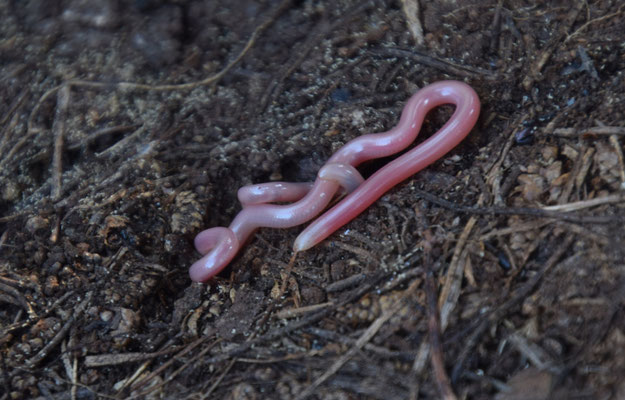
[190,80,480,282]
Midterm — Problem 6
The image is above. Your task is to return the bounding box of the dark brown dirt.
[1,0,625,399]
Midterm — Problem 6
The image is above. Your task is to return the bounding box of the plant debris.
[1,1,625,399]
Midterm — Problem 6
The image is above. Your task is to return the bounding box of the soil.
[1,0,625,399]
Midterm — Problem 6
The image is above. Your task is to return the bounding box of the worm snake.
[190,80,480,282]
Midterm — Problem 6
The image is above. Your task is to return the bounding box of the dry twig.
[438,216,478,330]
[485,117,526,205]
[295,278,421,400]
[564,4,625,43]
[26,0,294,135]
[51,85,70,200]
[542,193,625,212]
[552,126,625,136]
[371,47,498,80]
[401,0,425,46]
[450,235,574,381]
[274,302,333,319]
[26,292,92,367]
[522,2,583,90]
[426,270,457,400]
[413,188,624,225]
[609,134,625,186]
[0,281,36,320]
